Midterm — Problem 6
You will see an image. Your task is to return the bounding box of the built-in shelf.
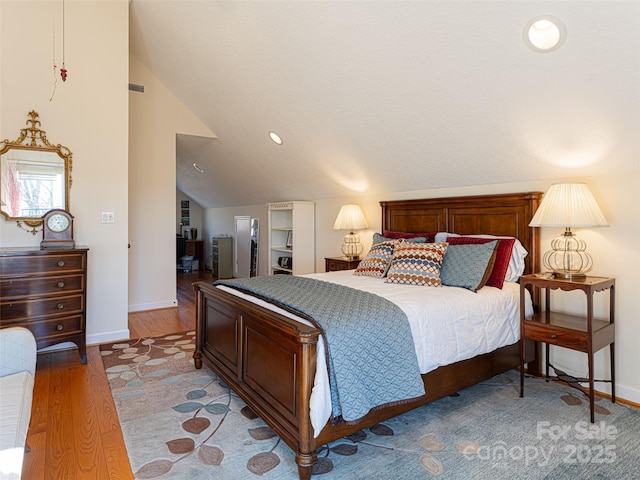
[268,201,315,276]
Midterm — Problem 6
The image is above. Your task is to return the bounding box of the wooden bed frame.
[193,192,542,479]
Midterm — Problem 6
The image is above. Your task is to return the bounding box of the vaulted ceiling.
[129,1,640,209]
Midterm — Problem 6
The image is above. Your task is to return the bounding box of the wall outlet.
[101,212,115,224]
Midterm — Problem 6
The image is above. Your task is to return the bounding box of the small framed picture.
[181,217,190,226]
[286,230,293,248]
[181,209,190,217]
[181,200,190,208]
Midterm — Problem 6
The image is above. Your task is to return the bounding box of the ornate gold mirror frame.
[0,111,72,234]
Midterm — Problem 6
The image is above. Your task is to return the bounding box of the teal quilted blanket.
[214,275,425,422]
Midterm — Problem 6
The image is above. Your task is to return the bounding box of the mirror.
[233,216,259,278]
[0,111,72,233]
[250,218,259,277]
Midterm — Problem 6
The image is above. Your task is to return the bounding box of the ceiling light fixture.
[269,131,283,145]
[192,163,204,173]
[523,16,566,53]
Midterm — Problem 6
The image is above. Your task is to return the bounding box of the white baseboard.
[37,329,131,355]
[87,329,131,346]
[128,299,178,312]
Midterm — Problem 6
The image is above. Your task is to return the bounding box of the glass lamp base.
[341,232,363,260]
[543,229,593,280]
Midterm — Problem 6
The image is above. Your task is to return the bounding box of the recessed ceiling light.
[193,163,204,173]
[269,131,283,145]
[523,16,566,53]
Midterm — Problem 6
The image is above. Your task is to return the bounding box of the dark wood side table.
[519,274,615,423]
[185,240,205,271]
[325,257,360,272]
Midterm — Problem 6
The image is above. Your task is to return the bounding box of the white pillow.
[435,232,528,282]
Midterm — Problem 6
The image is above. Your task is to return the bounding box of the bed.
[193,192,542,479]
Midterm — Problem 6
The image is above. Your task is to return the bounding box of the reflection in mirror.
[0,111,72,233]
[250,218,259,277]
[1,149,66,217]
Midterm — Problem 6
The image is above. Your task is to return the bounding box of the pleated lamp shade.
[529,183,608,279]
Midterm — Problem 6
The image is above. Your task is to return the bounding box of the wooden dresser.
[0,247,89,364]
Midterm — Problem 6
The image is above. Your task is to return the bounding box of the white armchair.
[0,327,37,480]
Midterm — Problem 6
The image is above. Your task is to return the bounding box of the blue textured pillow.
[372,233,427,245]
[440,241,498,292]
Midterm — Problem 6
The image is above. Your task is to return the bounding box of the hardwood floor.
[22,270,213,480]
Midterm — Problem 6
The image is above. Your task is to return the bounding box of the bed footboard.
[193,281,322,479]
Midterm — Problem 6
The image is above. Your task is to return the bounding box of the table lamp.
[333,204,369,260]
[529,182,608,279]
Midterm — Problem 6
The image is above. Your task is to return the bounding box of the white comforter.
[217,270,533,437]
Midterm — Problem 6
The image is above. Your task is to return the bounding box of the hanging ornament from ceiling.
[60,0,68,82]
[49,0,68,101]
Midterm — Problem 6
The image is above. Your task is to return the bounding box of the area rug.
[100,332,640,479]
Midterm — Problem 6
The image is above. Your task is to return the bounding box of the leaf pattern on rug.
[247,451,280,475]
[249,426,277,440]
[419,452,444,476]
[197,445,224,466]
[561,393,583,406]
[370,423,394,436]
[311,456,334,475]
[166,438,195,454]
[241,405,259,419]
[182,417,210,434]
[455,441,480,455]
[134,459,173,479]
[420,434,446,451]
[496,387,520,399]
[346,430,367,443]
[330,443,358,456]
[594,403,611,415]
[415,435,480,476]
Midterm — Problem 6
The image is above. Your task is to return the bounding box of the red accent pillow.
[383,230,437,243]
[445,236,516,289]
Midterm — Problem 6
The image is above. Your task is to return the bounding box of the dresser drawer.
[16,315,84,341]
[1,274,84,299]
[523,321,588,352]
[1,294,84,321]
[0,253,85,277]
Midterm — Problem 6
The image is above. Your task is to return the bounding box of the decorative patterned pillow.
[440,241,498,292]
[373,233,426,245]
[385,242,448,286]
[353,240,398,277]
[445,236,516,289]
[383,230,437,243]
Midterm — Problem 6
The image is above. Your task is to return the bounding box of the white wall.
[205,172,640,404]
[128,56,214,311]
[0,0,130,345]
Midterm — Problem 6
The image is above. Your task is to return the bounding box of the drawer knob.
[57,303,64,309]
[57,260,65,267]
[57,281,65,288]
[549,334,557,339]
[56,324,63,331]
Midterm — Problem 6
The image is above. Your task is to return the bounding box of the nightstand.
[325,257,360,272]
[519,274,615,423]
